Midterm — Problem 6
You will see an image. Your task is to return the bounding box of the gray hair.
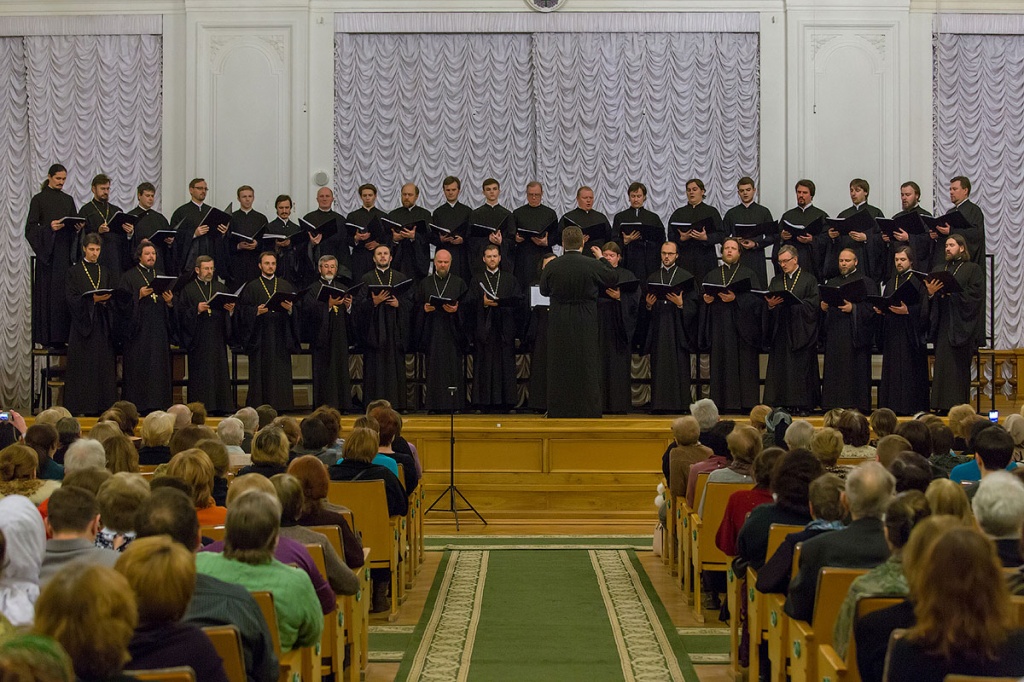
[784,420,815,450]
[64,439,106,474]
[166,404,192,430]
[317,254,338,267]
[217,417,245,446]
[689,399,720,430]
[233,407,259,433]
[846,461,896,519]
[972,471,1024,538]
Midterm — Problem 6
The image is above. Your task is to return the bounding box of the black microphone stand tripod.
[425,386,486,531]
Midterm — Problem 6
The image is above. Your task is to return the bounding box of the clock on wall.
[525,0,567,12]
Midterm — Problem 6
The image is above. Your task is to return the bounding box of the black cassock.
[264,218,304,286]
[822,204,885,282]
[469,270,520,409]
[26,185,79,346]
[130,207,173,273]
[539,251,618,418]
[117,265,174,413]
[414,273,469,412]
[699,263,763,413]
[468,204,516,280]
[237,276,300,411]
[302,208,350,275]
[596,266,641,414]
[883,206,932,282]
[723,202,774,289]
[226,209,269,291]
[876,273,929,415]
[667,202,724,283]
[763,268,821,412]
[775,206,829,280]
[387,206,432,281]
[640,266,699,412]
[64,261,117,415]
[524,303,550,412]
[81,199,130,282]
[558,208,610,257]
[347,206,389,283]
[355,268,412,410]
[930,199,986,269]
[512,203,558,294]
[176,278,234,414]
[929,260,984,412]
[820,270,878,414]
[430,202,472,284]
[302,278,353,411]
[171,202,228,274]
[612,206,664,283]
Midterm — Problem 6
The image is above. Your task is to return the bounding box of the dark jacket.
[328,459,408,517]
[126,620,230,682]
[138,444,172,466]
[754,526,835,594]
[735,503,814,571]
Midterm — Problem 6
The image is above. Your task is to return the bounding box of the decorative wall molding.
[334,11,759,33]
[0,14,161,34]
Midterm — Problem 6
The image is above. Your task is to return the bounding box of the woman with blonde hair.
[810,427,853,478]
[103,434,139,474]
[924,477,973,523]
[87,421,122,445]
[237,426,290,478]
[0,445,61,505]
[138,411,175,466]
[947,403,977,451]
[164,448,226,525]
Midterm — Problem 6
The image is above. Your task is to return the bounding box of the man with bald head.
[302,186,350,278]
[820,248,878,414]
[415,249,469,411]
[386,183,431,281]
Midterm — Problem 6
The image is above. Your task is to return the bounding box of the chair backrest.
[766,524,804,562]
[397,463,405,488]
[847,596,905,668]
[201,525,226,542]
[328,480,393,568]
[139,464,159,474]
[129,667,197,682]
[306,524,345,562]
[305,543,328,584]
[250,590,283,654]
[792,543,803,581]
[1011,595,1024,627]
[810,567,868,636]
[202,625,247,682]
[692,472,711,513]
[696,482,756,563]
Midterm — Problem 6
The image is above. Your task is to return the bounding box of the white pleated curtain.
[334,30,759,219]
[0,33,162,410]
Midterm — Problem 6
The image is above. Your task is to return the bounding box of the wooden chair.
[202,625,248,682]
[129,668,196,681]
[328,480,402,622]
[766,542,803,682]
[306,526,363,682]
[677,472,710,599]
[689,481,754,622]
[305,544,342,682]
[1010,595,1024,626]
[746,523,803,682]
[787,567,867,682]
[817,595,905,682]
[726,554,742,669]
[200,525,226,543]
[250,590,317,682]
[139,464,160,474]
[664,482,677,574]
[359,548,371,672]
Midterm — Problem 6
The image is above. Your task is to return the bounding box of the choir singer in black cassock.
[25,163,82,347]
[265,194,304,286]
[348,183,389,283]
[874,245,929,416]
[226,185,269,291]
[595,242,641,414]
[525,254,557,413]
[387,183,431,282]
[775,179,828,280]
[355,245,412,411]
[117,241,174,414]
[171,178,229,274]
[130,182,174,273]
[822,178,885,282]
[176,256,235,415]
[303,187,350,276]
[763,245,821,414]
[699,238,763,413]
[469,245,521,412]
[64,234,117,416]
[612,181,664,283]
[880,181,932,282]
[926,235,984,414]
[930,176,986,269]
[236,252,300,411]
[639,242,698,414]
[80,173,132,282]
[468,178,516,280]
[513,181,558,293]
[723,176,774,289]
[539,227,618,418]
[819,248,878,415]
[414,249,469,413]
[558,187,609,258]
[430,177,472,284]
[667,179,724,283]
[301,254,353,412]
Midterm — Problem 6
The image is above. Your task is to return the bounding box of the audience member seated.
[137,411,175,466]
[924,477,973,523]
[32,563,137,682]
[54,417,80,465]
[218,417,251,468]
[784,461,894,622]
[832,490,931,658]
[893,420,931,461]
[735,449,823,571]
[98,408,132,438]
[24,424,63,481]
[256,404,278,430]
[662,416,710,506]
[195,490,324,650]
[312,406,345,452]
[0,495,46,627]
[271,474,359,595]
[972,470,1024,567]
[691,398,723,451]
[40,486,118,585]
[698,424,760,515]
[883,526,1024,682]
[0,531,14,638]
[165,448,227,526]
[927,422,969,476]
[168,423,217,458]
[715,447,784,557]
[292,417,333,462]
[783,419,814,451]
[288,455,365,569]
[272,416,302,455]
[889,451,932,493]
[810,427,853,478]
[95,473,150,552]
[88,420,122,444]
[868,408,897,445]
[134,486,279,682]
[238,426,290,478]
[64,438,107,474]
[0,445,61,504]
[756,473,846,594]
[1004,413,1024,463]
[959,425,1017,495]
[32,408,64,427]
[234,407,259,453]
[202,474,336,615]
[875,434,912,468]
[0,633,74,681]
[166,404,192,431]
[946,403,977,452]
[116,536,229,681]
[837,410,876,460]
[370,407,420,493]
[186,400,207,425]
[103,434,139,474]
[822,408,845,429]
[195,438,231,507]
[763,408,791,449]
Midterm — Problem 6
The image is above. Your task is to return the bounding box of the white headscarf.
[0,495,46,626]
